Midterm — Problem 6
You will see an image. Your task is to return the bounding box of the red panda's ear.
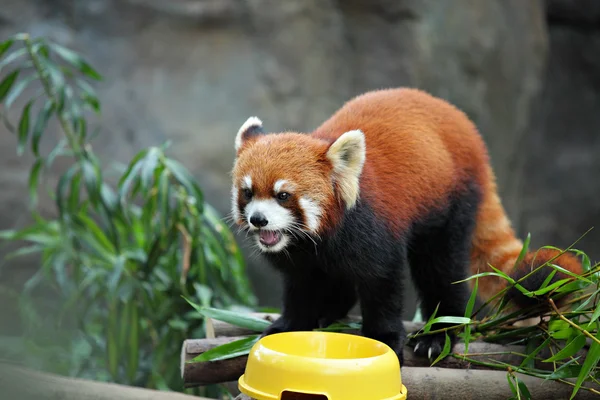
[326,129,366,209]
[235,116,265,153]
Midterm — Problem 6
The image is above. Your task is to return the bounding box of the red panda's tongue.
[259,230,281,246]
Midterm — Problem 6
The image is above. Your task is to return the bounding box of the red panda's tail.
[469,165,583,310]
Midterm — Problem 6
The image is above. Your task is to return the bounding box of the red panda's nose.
[249,213,269,228]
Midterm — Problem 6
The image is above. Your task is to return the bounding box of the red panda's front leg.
[262,269,357,337]
[357,265,407,366]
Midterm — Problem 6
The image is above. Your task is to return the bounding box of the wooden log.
[0,362,210,400]
[233,367,600,400]
[180,335,563,387]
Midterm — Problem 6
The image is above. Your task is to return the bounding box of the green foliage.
[447,234,600,400]
[188,235,600,399]
[0,33,256,393]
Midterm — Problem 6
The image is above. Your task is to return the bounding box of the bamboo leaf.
[516,377,532,400]
[545,358,582,380]
[520,337,551,369]
[555,280,586,294]
[5,75,36,109]
[590,302,600,325]
[140,147,160,191]
[106,304,119,379]
[77,78,101,113]
[570,329,600,399]
[28,158,43,209]
[0,49,26,72]
[0,70,20,103]
[56,164,80,216]
[3,244,45,260]
[574,288,600,312]
[164,159,204,206]
[47,139,69,167]
[507,373,518,399]
[422,316,471,332]
[118,159,143,205]
[74,213,116,254]
[127,302,139,382]
[108,256,125,293]
[68,169,82,210]
[430,332,452,366]
[455,271,515,284]
[421,303,439,334]
[513,233,531,269]
[182,298,270,332]
[0,39,14,59]
[531,278,571,296]
[316,321,362,332]
[157,169,170,231]
[539,268,558,290]
[31,100,54,157]
[463,277,478,354]
[544,334,586,362]
[118,149,148,186]
[50,43,102,81]
[81,159,100,201]
[119,297,131,353]
[548,263,593,283]
[17,100,33,155]
[189,335,259,363]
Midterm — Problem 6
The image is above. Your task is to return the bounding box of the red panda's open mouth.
[258,230,282,247]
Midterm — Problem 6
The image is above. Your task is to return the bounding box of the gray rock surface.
[0,0,596,315]
[521,0,600,258]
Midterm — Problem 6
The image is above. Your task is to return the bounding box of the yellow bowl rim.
[252,331,396,363]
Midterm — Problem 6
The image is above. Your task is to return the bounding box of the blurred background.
[0,0,598,397]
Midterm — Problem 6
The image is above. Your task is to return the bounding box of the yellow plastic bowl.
[238,331,407,400]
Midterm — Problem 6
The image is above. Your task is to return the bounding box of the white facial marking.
[245,198,294,253]
[298,196,322,232]
[231,184,240,221]
[242,175,252,189]
[245,199,293,231]
[273,179,288,193]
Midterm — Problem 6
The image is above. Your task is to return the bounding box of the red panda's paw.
[261,317,292,337]
[363,331,405,366]
[260,316,317,338]
[413,332,454,361]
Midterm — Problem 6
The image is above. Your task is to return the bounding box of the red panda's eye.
[242,188,253,200]
[277,192,290,201]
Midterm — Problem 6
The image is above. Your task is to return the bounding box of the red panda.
[230,88,583,365]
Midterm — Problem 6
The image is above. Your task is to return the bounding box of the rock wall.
[520,0,600,257]
[0,0,596,316]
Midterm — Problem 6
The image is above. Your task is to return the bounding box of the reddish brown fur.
[233,88,584,302]
[313,89,490,234]
[233,133,345,232]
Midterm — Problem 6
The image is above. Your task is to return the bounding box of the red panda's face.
[231,117,366,253]
[232,133,334,253]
